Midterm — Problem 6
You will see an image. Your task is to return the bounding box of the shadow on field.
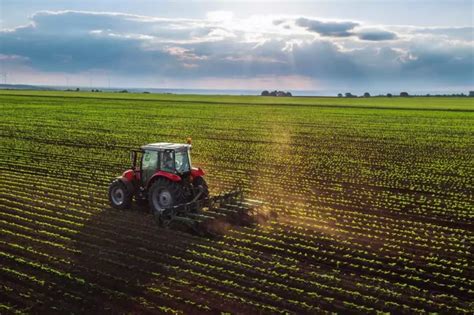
[69,204,210,314]
[68,197,273,314]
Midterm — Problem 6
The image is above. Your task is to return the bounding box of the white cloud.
[0,53,29,62]
[206,11,234,22]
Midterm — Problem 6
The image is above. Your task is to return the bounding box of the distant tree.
[400,92,409,97]
[345,92,354,98]
[75,88,80,92]
[469,91,474,97]
[386,93,392,97]
[262,90,292,97]
[337,93,343,98]
[363,92,370,97]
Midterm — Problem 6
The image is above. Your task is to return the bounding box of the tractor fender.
[116,176,135,194]
[121,169,135,181]
[146,171,181,189]
[191,167,205,178]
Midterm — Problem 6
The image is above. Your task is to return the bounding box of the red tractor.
[108,140,261,234]
[109,141,208,210]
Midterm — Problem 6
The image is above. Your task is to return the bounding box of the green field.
[1,90,473,314]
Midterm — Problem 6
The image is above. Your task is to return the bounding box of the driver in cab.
[162,152,174,171]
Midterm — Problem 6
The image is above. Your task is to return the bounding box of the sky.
[0,0,473,94]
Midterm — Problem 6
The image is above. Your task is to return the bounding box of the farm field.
[0,90,473,314]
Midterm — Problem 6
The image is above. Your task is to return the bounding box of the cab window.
[142,150,158,183]
[175,150,190,173]
[160,150,175,173]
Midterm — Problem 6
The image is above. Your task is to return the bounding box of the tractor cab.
[131,143,193,185]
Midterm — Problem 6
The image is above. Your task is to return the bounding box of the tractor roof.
[141,142,191,151]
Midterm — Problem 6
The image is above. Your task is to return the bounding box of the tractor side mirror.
[130,151,137,169]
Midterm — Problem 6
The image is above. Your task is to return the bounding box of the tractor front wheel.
[108,179,132,209]
[149,178,184,225]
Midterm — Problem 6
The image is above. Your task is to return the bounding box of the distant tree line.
[64,88,102,92]
[261,90,292,97]
[337,91,474,98]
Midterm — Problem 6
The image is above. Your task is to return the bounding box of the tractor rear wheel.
[108,179,132,209]
[149,178,184,225]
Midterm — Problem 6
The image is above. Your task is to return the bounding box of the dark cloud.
[272,19,285,25]
[29,10,212,40]
[356,29,397,41]
[293,17,397,41]
[400,44,474,84]
[0,11,215,75]
[1,24,171,74]
[295,17,358,37]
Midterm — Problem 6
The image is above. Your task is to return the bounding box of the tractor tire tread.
[148,178,185,213]
[108,179,133,210]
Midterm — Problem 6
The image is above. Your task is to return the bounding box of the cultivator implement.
[153,187,265,236]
